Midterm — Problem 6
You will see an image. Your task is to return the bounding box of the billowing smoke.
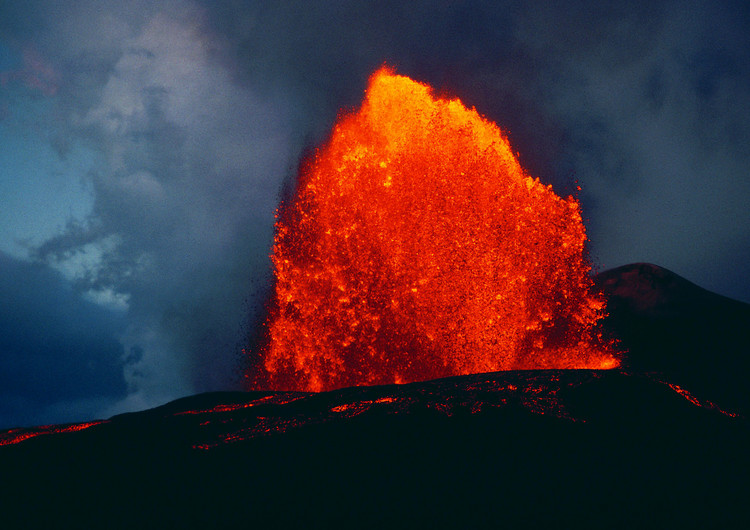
[1,0,748,425]
[3,1,301,417]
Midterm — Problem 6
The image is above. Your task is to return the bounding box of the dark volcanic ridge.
[595,262,750,413]
[1,369,748,529]
[0,368,741,451]
[0,262,748,528]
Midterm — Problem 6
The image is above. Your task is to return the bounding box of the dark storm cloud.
[2,0,749,424]
[0,251,127,428]
[204,0,750,301]
[539,2,750,301]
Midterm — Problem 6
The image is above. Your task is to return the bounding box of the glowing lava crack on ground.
[253,66,620,392]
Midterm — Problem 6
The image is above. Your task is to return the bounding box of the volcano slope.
[0,264,748,529]
[595,262,750,414]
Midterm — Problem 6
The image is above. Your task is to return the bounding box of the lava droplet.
[254,66,620,392]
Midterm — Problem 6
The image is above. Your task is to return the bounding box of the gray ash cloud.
[1,0,748,426]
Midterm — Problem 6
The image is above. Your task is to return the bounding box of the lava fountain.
[255,66,620,392]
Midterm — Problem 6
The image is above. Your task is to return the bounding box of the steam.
[1,0,748,423]
[31,1,299,411]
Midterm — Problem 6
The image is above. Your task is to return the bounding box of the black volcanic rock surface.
[595,262,750,413]
[0,263,749,529]
[1,370,748,529]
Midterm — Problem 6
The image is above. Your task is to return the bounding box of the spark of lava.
[254,66,620,392]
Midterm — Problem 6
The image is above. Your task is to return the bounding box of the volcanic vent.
[253,66,619,392]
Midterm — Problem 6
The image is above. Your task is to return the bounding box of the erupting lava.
[256,66,619,392]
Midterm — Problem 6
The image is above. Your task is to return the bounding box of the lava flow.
[255,66,620,392]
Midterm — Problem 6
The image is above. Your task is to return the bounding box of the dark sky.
[1,0,749,428]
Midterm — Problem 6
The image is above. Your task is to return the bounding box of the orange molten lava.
[257,66,619,392]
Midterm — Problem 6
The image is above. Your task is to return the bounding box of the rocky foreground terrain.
[1,263,748,529]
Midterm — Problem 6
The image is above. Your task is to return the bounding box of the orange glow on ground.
[0,420,106,447]
[256,66,620,392]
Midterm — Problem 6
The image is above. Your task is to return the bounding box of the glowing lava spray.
[255,66,619,392]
